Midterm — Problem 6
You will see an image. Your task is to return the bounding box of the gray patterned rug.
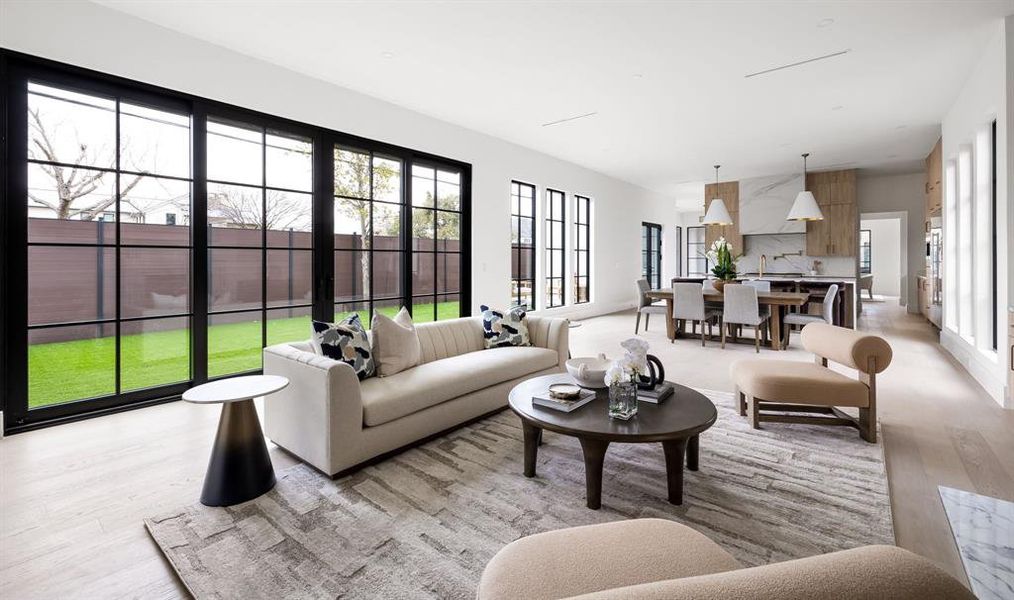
[146,389,894,599]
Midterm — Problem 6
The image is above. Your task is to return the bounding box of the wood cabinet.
[925,138,943,218]
[917,276,930,320]
[703,181,742,252]
[805,169,857,257]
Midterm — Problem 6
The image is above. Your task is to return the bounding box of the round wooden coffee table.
[508,373,717,509]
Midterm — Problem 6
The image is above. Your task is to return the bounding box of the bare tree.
[334,151,398,299]
[28,107,146,220]
[207,188,308,230]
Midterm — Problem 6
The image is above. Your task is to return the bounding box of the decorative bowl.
[548,383,582,400]
[565,354,611,389]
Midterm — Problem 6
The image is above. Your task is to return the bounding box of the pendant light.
[702,164,733,225]
[787,153,824,221]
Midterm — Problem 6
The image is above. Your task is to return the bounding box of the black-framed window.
[860,229,872,274]
[545,188,566,308]
[686,226,707,276]
[2,51,472,433]
[206,118,314,378]
[510,181,536,310]
[409,164,463,322]
[24,80,194,410]
[573,195,591,304]
[642,222,662,289]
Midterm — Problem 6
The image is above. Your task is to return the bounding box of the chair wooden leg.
[736,386,746,416]
[635,312,641,334]
[700,322,706,347]
[754,327,760,353]
[644,313,650,331]
[721,323,726,348]
[748,395,760,428]
[859,407,876,443]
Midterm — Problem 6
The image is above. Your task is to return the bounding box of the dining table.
[646,288,811,350]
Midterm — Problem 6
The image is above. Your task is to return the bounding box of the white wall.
[856,172,926,312]
[939,16,1010,408]
[0,0,673,321]
[859,218,902,296]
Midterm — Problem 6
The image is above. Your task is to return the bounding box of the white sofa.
[262,315,569,477]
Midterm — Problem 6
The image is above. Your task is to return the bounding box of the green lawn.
[28,301,460,408]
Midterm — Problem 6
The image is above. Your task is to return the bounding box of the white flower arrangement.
[604,337,650,386]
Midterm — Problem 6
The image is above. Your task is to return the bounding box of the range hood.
[738,174,807,235]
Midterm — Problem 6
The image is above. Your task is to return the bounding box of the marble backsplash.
[738,234,855,277]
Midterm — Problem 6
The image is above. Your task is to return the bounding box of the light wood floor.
[1,299,1011,598]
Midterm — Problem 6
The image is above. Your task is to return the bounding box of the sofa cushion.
[730,359,869,408]
[311,314,374,380]
[361,346,558,426]
[477,519,740,600]
[371,307,422,376]
[481,305,531,348]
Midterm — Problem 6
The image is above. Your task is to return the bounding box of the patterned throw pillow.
[481,305,531,349]
[311,314,375,380]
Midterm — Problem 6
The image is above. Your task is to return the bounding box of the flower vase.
[608,381,638,420]
[713,279,728,293]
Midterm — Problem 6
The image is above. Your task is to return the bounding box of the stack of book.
[532,389,596,413]
[638,383,674,404]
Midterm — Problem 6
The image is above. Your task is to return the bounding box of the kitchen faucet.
[759,254,766,278]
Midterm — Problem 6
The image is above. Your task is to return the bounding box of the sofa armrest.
[527,316,570,369]
[262,343,363,475]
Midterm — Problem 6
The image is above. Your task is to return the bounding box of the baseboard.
[940,328,1007,407]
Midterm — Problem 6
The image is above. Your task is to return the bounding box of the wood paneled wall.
[703,181,742,251]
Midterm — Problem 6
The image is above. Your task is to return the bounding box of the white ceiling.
[97,0,1012,208]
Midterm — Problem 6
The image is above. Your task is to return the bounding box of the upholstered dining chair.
[671,283,721,346]
[782,284,838,347]
[722,284,769,352]
[635,279,667,334]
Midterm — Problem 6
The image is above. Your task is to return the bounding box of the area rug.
[146,389,894,599]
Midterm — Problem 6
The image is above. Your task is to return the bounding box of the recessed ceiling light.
[817,18,835,28]
[633,73,644,79]
[895,125,907,130]
[831,105,844,111]
[381,51,395,59]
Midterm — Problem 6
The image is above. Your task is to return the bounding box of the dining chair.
[671,283,721,346]
[635,279,667,334]
[783,284,838,347]
[722,284,770,353]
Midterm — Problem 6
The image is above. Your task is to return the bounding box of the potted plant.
[603,338,650,420]
[705,237,740,293]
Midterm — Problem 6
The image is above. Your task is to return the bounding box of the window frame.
[544,188,566,308]
[686,226,707,277]
[510,180,536,310]
[0,50,472,433]
[641,221,663,289]
[573,194,591,304]
[859,229,872,275]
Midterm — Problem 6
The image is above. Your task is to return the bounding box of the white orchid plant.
[703,236,740,281]
[604,337,650,386]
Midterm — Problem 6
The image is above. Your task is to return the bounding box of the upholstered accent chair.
[634,278,667,334]
[730,322,892,442]
[671,283,721,346]
[477,519,974,600]
[721,284,769,352]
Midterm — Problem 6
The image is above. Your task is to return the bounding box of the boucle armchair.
[477,519,974,600]
[730,322,892,442]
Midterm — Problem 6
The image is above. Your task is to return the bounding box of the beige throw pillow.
[371,307,422,377]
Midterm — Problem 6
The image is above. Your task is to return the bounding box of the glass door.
[641,222,663,289]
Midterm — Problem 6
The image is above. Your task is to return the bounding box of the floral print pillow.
[480,305,531,349]
[311,314,375,380]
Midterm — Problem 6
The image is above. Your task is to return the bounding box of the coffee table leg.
[201,399,276,507]
[686,435,700,471]
[662,438,689,505]
[579,438,610,509]
[522,420,541,477]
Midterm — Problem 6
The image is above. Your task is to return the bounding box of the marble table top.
[938,485,1014,600]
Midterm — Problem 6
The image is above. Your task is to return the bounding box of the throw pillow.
[311,314,375,380]
[481,304,531,349]
[371,307,422,377]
